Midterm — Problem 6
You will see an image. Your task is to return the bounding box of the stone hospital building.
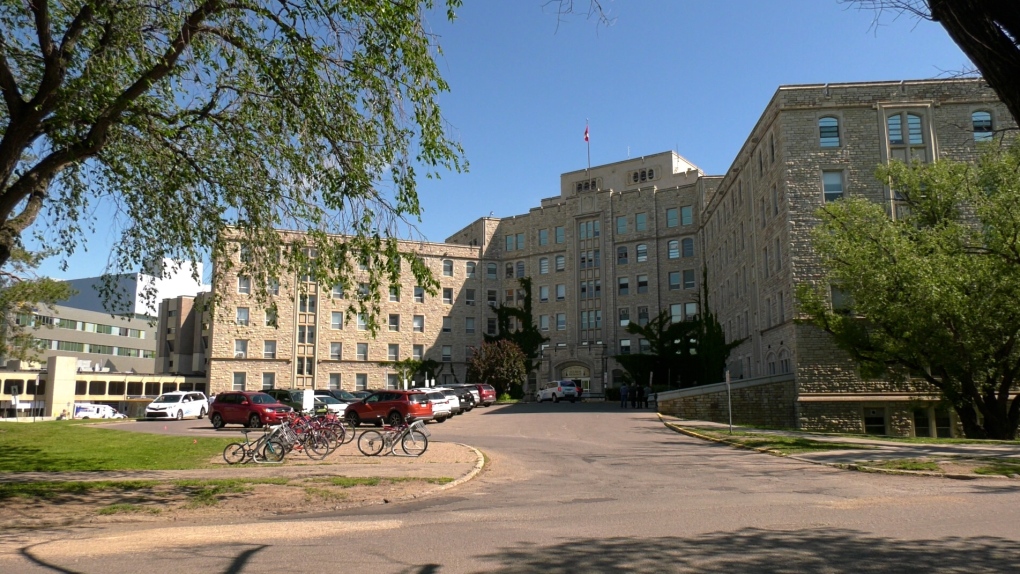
[163,78,1013,436]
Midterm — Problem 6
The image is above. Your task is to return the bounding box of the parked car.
[344,390,433,427]
[474,384,497,406]
[314,389,360,403]
[423,390,453,422]
[446,384,481,405]
[145,391,209,420]
[264,389,347,415]
[351,390,372,400]
[537,380,580,403]
[73,403,126,419]
[436,388,462,415]
[209,391,293,429]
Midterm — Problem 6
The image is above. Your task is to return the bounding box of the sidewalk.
[660,416,1020,466]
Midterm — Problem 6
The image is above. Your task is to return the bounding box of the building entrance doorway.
[561,365,591,393]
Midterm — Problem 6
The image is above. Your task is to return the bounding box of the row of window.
[817,111,993,148]
[232,372,459,392]
[17,314,147,339]
[235,339,461,363]
[35,339,155,358]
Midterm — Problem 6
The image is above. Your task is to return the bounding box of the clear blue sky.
[34,0,972,280]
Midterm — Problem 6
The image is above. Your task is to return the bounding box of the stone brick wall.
[657,377,797,429]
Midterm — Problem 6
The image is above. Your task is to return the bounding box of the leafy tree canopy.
[799,141,1020,439]
[0,247,72,362]
[0,0,465,319]
[467,339,526,396]
[484,276,548,378]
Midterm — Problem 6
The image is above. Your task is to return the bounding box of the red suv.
[345,390,433,427]
[210,391,293,429]
[474,384,496,407]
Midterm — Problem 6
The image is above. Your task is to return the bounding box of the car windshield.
[152,394,181,403]
[250,393,276,405]
[442,390,457,397]
[427,392,445,400]
[316,396,342,404]
[334,390,357,400]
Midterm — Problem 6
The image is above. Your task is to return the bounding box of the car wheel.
[247,413,262,428]
[436,415,447,423]
[387,411,404,426]
[570,397,576,403]
[552,394,559,403]
[176,410,184,421]
[346,411,361,428]
[211,413,224,429]
[198,407,206,419]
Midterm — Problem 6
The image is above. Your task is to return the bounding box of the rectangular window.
[414,286,425,303]
[775,238,782,271]
[616,216,627,235]
[357,314,367,331]
[681,206,693,226]
[556,284,565,301]
[555,226,565,243]
[388,314,400,332]
[635,213,647,232]
[299,295,317,313]
[486,264,497,280]
[636,244,647,262]
[505,235,514,252]
[262,372,275,390]
[466,261,476,278]
[443,316,452,332]
[539,229,549,245]
[619,307,630,326]
[264,340,277,359]
[413,315,424,332]
[465,317,476,334]
[685,302,699,319]
[443,259,453,276]
[356,373,368,391]
[516,233,525,250]
[487,318,497,335]
[264,309,277,327]
[331,312,343,330]
[389,287,400,302]
[297,325,315,344]
[235,307,249,326]
[539,285,549,302]
[618,277,629,295]
[357,343,368,361]
[442,345,452,362]
[637,306,649,326]
[330,342,342,360]
[268,279,280,296]
[620,339,631,355]
[683,270,696,290]
[540,315,550,331]
[465,289,475,306]
[666,207,678,227]
[412,344,424,360]
[669,271,681,290]
[388,344,399,361]
[540,258,549,274]
[637,275,648,294]
[555,256,565,272]
[329,373,340,390]
[387,374,400,390]
[234,339,248,358]
[237,276,251,294]
[556,313,566,331]
[232,372,246,391]
[822,170,844,202]
[332,284,344,299]
[670,303,682,324]
[443,288,453,304]
[488,290,498,306]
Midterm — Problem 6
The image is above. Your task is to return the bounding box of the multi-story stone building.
[172,78,1013,436]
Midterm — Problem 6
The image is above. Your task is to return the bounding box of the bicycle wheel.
[358,430,385,456]
[258,438,287,463]
[340,420,356,444]
[401,429,429,456]
[303,431,333,460]
[223,442,248,465]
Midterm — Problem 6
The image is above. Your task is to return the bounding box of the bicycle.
[222,428,287,464]
[357,418,430,457]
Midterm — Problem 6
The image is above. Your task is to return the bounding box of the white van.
[73,403,126,419]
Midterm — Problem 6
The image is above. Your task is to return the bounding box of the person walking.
[644,383,652,409]
[619,383,629,408]
[630,383,639,408]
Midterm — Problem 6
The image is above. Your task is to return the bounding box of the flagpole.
[585,119,591,188]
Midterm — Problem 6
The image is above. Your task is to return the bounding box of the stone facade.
[657,376,797,429]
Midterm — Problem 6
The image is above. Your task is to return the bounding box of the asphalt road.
[7,403,1020,573]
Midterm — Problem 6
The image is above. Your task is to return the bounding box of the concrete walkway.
[662,417,1020,466]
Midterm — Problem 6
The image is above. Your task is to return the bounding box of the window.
[297,325,315,344]
[268,278,280,296]
[681,206,693,226]
[356,373,367,391]
[619,307,630,326]
[637,306,649,326]
[505,235,514,252]
[464,289,475,306]
[412,345,424,360]
[668,240,679,259]
[556,313,566,331]
[414,286,424,303]
[822,171,844,202]
[617,246,628,265]
[831,286,853,313]
[357,314,367,331]
[442,345,452,362]
[555,226,565,243]
[237,276,251,294]
[235,307,249,326]
[262,372,275,390]
[637,275,648,294]
[328,373,340,390]
[232,372,246,391]
[685,302,699,319]
[620,339,631,355]
[331,312,343,330]
[486,263,497,280]
[387,374,400,390]
[670,304,682,324]
[616,216,627,234]
[666,207,678,228]
[515,233,524,250]
[465,317,475,333]
[819,116,840,147]
[330,342,342,360]
[443,259,453,276]
[539,257,549,274]
[487,318,497,335]
[515,262,525,278]
[639,339,651,353]
[539,229,549,246]
[540,315,550,331]
[234,339,248,358]
[539,285,549,302]
[635,213,647,232]
[775,238,783,271]
[772,184,779,215]
[264,340,277,359]
[555,255,565,272]
[618,277,630,295]
[442,316,452,332]
[973,111,993,142]
[413,315,424,332]
[299,294,317,313]
[556,284,566,301]
[669,272,681,290]
[636,244,647,262]
[388,314,400,332]
[264,309,277,327]
[357,343,368,361]
[331,284,344,299]
[487,289,498,306]
[388,344,399,361]
[466,261,476,278]
[443,288,453,304]
[683,269,696,290]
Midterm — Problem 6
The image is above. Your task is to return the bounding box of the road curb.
[657,415,1009,480]
[377,442,486,505]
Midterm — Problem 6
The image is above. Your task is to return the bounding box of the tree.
[614,310,694,389]
[377,357,442,387]
[484,276,548,387]
[467,339,526,396]
[798,141,1020,439]
[846,1,1020,124]
[0,0,465,318]
[690,270,744,387]
[0,247,72,363]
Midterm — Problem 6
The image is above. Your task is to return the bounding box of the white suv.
[537,380,580,403]
[145,391,209,420]
[423,390,452,422]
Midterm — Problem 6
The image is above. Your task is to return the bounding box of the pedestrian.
[619,383,629,408]
[630,383,639,408]
[644,383,652,409]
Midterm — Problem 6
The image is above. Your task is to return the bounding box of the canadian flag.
[584,125,589,142]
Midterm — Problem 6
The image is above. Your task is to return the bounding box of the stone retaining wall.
[657,376,797,429]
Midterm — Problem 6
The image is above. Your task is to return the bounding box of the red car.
[345,390,433,427]
[209,391,293,429]
[474,384,496,407]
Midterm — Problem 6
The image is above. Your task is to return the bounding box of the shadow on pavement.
[473,528,1020,573]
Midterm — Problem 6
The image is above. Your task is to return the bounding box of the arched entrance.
[559,365,591,394]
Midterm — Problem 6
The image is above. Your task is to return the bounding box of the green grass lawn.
[691,429,875,455]
[0,421,234,472]
[862,458,943,472]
